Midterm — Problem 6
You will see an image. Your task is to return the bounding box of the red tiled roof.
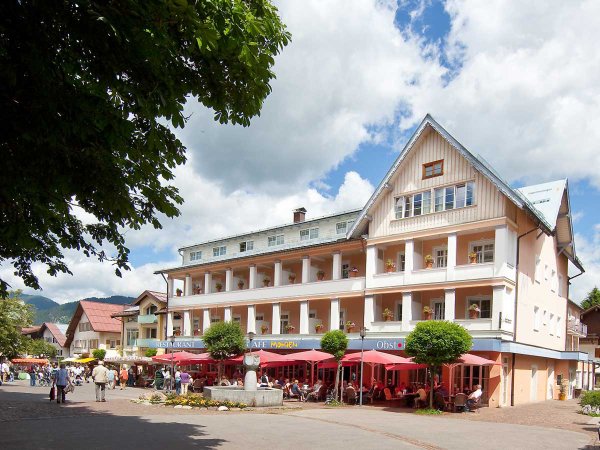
[43,322,68,347]
[21,326,42,335]
[133,290,167,306]
[79,301,124,333]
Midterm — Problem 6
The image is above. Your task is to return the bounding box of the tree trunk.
[334,361,341,403]
[429,366,435,409]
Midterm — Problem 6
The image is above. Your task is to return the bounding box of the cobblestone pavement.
[0,380,595,449]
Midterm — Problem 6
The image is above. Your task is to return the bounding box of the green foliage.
[405,321,472,367]
[25,339,57,358]
[203,322,246,361]
[414,408,443,415]
[165,394,247,409]
[324,399,345,407]
[0,290,33,358]
[581,287,600,310]
[92,348,106,360]
[145,348,158,357]
[580,390,600,408]
[320,330,348,361]
[0,0,291,298]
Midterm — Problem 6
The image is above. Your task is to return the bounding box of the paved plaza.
[0,380,597,449]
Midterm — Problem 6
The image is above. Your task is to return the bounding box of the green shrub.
[92,348,106,360]
[580,390,600,408]
[164,394,247,409]
[415,408,443,415]
[145,348,157,357]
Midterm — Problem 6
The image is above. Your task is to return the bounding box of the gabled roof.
[64,300,124,347]
[21,325,42,336]
[133,290,167,306]
[39,322,68,347]
[347,114,583,271]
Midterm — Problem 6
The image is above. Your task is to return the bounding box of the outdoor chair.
[191,379,204,393]
[384,387,400,402]
[364,387,375,404]
[467,396,482,413]
[345,387,357,405]
[453,393,467,412]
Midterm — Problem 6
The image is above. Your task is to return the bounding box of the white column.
[166,312,174,337]
[247,305,256,334]
[272,303,281,334]
[332,252,342,280]
[224,307,232,323]
[300,301,309,334]
[167,277,174,299]
[274,260,282,286]
[364,295,375,328]
[225,268,233,292]
[402,292,413,330]
[202,309,210,332]
[365,245,377,278]
[492,285,509,331]
[494,225,508,277]
[249,264,257,289]
[183,310,192,336]
[204,272,212,294]
[184,274,192,296]
[444,289,456,321]
[447,233,457,281]
[330,298,340,331]
[302,256,311,283]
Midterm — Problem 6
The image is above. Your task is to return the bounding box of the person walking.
[28,365,36,386]
[180,369,191,395]
[175,367,181,395]
[92,361,109,402]
[54,363,70,404]
[107,366,115,389]
[111,367,118,389]
[119,365,128,390]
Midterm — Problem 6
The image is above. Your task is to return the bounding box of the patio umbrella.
[344,350,413,365]
[283,350,333,385]
[152,351,199,364]
[181,352,216,365]
[225,350,298,368]
[444,353,500,394]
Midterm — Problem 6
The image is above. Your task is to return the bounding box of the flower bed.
[165,394,247,409]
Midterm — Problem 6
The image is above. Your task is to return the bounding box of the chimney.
[293,207,307,223]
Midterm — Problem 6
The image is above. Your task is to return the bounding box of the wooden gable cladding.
[369,126,506,237]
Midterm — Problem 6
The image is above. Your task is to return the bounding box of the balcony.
[138,314,158,324]
[170,277,366,308]
[567,319,587,337]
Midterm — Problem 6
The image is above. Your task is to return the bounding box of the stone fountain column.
[244,353,260,391]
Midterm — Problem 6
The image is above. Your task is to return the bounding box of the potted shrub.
[424,255,434,269]
[193,329,200,336]
[422,306,433,320]
[315,323,324,333]
[288,272,297,284]
[349,266,359,278]
[345,321,356,333]
[468,251,478,264]
[385,259,396,273]
[215,282,223,292]
[383,308,394,321]
[559,380,568,401]
[469,303,481,319]
[174,329,181,336]
[237,280,244,290]
[261,324,269,334]
[285,324,295,333]
[263,277,270,287]
[175,288,183,297]
[317,270,326,281]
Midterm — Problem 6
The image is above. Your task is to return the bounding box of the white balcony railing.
[170,277,365,308]
[567,319,587,337]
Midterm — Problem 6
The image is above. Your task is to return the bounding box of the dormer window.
[190,251,202,261]
[239,240,254,252]
[423,160,444,179]
[213,246,226,257]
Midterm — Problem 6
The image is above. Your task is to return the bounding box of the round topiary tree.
[320,330,348,402]
[145,348,158,358]
[203,321,246,380]
[405,321,472,408]
[92,348,106,361]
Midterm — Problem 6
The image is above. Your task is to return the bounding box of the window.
[342,263,350,279]
[433,247,448,268]
[534,257,542,283]
[309,310,317,319]
[395,182,476,219]
[434,188,444,212]
[544,264,549,281]
[213,246,226,257]
[190,251,202,261]
[534,306,540,331]
[280,313,290,334]
[336,221,353,235]
[470,241,494,263]
[423,160,444,179]
[255,314,264,321]
[300,227,319,241]
[444,186,454,210]
[105,339,118,349]
[551,269,556,292]
[432,300,445,320]
[126,329,138,346]
[468,297,492,319]
[268,234,284,247]
[211,316,221,323]
[543,310,547,325]
[397,252,406,272]
[557,316,562,338]
[78,322,91,332]
[239,240,254,252]
[145,328,156,339]
[558,274,564,297]
[422,190,431,214]
[413,193,423,216]
[145,304,158,315]
[396,301,403,322]
[549,313,555,335]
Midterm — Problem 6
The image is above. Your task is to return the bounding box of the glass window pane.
[413,193,422,216]
[422,191,431,214]
[456,184,466,208]
[434,188,444,212]
[300,230,309,241]
[395,197,403,219]
[466,181,475,206]
[434,162,443,175]
[404,196,411,218]
[445,186,454,210]
[310,228,319,239]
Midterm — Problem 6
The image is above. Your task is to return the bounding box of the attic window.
[423,160,443,179]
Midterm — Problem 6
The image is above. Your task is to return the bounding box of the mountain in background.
[21,294,135,325]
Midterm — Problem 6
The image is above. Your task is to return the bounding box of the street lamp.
[168,335,175,392]
[247,331,255,354]
[359,327,367,406]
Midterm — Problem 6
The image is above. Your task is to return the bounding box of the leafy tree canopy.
[0,0,291,298]
[203,321,246,361]
[582,287,600,310]
[0,290,34,359]
[405,321,472,367]
[320,330,348,361]
[25,338,57,358]
[145,348,158,358]
[92,348,106,361]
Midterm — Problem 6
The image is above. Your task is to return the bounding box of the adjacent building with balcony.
[21,322,69,358]
[155,114,590,406]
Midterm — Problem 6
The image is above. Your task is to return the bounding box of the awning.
[104,356,153,365]
[61,357,76,362]
[73,357,96,364]
[152,351,199,364]
[447,353,500,367]
[282,349,333,363]
[318,350,417,369]
[11,358,49,365]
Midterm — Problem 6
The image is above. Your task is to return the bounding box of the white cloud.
[571,226,600,303]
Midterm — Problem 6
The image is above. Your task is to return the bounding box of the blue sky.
[5,0,600,303]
